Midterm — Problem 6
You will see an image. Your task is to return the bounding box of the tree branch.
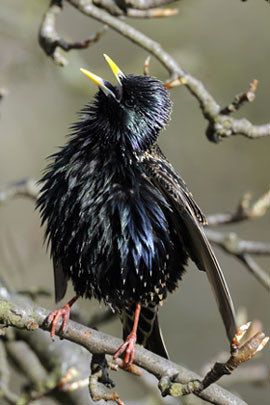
[0,297,247,405]
[36,0,270,141]
[0,340,20,404]
[39,0,108,66]
[0,178,40,204]
[205,229,270,292]
[206,191,270,226]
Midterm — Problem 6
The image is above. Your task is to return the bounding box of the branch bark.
[37,0,270,141]
[0,297,246,405]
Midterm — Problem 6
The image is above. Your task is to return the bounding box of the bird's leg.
[113,303,141,367]
[47,295,79,340]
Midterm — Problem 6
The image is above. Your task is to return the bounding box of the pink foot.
[46,296,79,340]
[47,304,71,340]
[113,332,137,367]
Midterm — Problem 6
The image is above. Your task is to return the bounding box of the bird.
[37,54,237,366]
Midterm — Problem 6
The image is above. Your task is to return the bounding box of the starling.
[37,55,236,366]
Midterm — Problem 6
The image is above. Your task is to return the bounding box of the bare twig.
[207,191,270,226]
[220,80,258,115]
[0,298,249,405]
[159,323,268,399]
[205,230,270,256]
[0,178,40,204]
[143,55,151,76]
[126,0,179,9]
[89,353,124,404]
[127,7,178,18]
[237,254,270,291]
[39,0,107,66]
[93,0,178,17]
[205,229,270,292]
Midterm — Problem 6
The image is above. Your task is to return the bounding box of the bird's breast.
[41,146,186,309]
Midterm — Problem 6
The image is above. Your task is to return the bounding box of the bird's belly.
[65,179,188,310]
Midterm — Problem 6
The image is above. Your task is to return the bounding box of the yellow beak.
[103,54,125,84]
[80,55,125,96]
[80,68,109,89]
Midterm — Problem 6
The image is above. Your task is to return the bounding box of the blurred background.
[0,0,269,403]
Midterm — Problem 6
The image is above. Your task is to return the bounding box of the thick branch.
[0,298,246,405]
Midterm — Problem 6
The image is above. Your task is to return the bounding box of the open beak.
[103,54,125,85]
[80,54,125,98]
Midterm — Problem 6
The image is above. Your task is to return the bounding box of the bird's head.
[80,55,171,152]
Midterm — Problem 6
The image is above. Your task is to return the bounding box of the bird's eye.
[124,96,135,108]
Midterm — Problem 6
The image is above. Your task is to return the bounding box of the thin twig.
[39,0,107,66]
[89,353,124,405]
[0,179,40,204]
[237,254,270,291]
[220,80,258,115]
[207,191,270,226]
[158,324,268,399]
[205,230,270,256]
[205,229,270,292]
[126,0,179,9]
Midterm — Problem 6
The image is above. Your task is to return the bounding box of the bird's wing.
[140,144,237,342]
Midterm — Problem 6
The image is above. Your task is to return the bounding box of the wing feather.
[141,144,237,342]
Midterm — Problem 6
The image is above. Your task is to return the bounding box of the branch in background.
[207,190,270,226]
[37,0,270,141]
[38,0,108,67]
[0,178,40,204]
[125,0,179,9]
[205,229,270,292]
[0,340,20,404]
[206,230,270,256]
[0,297,254,405]
[93,0,178,17]
[205,190,270,292]
[238,254,270,292]
[39,0,177,67]
[89,353,124,405]
[0,88,8,102]
[220,79,258,115]
[5,340,48,391]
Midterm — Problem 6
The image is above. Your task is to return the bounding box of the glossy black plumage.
[37,66,236,359]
